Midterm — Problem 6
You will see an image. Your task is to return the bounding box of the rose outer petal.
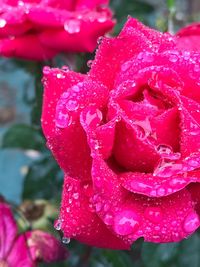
[122,171,200,197]
[42,67,93,180]
[59,176,129,249]
[89,18,176,89]
[176,22,200,52]
[91,157,200,244]
[0,203,17,259]
[0,35,57,61]
[6,235,34,267]
[39,17,115,53]
[25,230,68,263]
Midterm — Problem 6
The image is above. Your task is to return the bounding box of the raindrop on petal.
[114,210,139,235]
[183,212,200,233]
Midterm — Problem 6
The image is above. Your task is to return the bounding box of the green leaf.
[142,242,179,267]
[142,234,200,267]
[1,123,45,151]
[22,155,63,200]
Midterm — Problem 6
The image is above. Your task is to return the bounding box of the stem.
[167,0,176,34]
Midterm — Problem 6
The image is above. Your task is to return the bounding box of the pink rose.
[0,202,68,266]
[42,18,200,249]
[0,0,114,60]
[176,22,200,52]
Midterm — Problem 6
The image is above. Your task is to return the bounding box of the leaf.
[142,233,200,267]
[22,155,63,200]
[1,123,45,151]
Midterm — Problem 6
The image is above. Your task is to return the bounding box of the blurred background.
[1,0,200,266]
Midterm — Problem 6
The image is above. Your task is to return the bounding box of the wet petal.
[122,171,200,197]
[25,230,68,263]
[58,176,128,249]
[42,67,94,180]
[6,235,34,267]
[0,203,17,259]
[91,157,200,244]
[0,35,57,61]
[176,22,200,52]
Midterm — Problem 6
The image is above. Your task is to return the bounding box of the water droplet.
[95,202,102,212]
[183,212,199,233]
[62,237,71,244]
[114,210,139,235]
[54,219,62,231]
[144,207,163,223]
[55,109,72,128]
[87,60,93,68]
[156,187,166,196]
[84,108,102,128]
[97,36,103,45]
[194,64,200,72]
[66,100,79,111]
[104,214,113,225]
[97,16,107,23]
[156,144,181,160]
[64,19,80,34]
[169,54,178,62]
[0,19,6,28]
[56,73,65,79]
[72,193,79,199]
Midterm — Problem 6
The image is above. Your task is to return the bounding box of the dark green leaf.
[2,123,45,151]
[23,155,63,200]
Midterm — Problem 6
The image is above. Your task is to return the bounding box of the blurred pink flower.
[176,22,200,52]
[0,202,68,266]
[0,0,115,60]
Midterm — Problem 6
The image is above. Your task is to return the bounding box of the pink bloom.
[0,202,68,266]
[42,18,200,249]
[0,0,114,60]
[176,22,200,52]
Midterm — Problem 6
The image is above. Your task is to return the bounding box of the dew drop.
[183,212,199,233]
[55,110,72,128]
[97,16,107,23]
[64,19,80,34]
[144,207,163,223]
[87,60,93,68]
[54,219,62,231]
[66,100,79,111]
[62,237,71,244]
[56,73,65,79]
[84,108,102,128]
[0,19,6,28]
[169,54,178,62]
[72,193,79,199]
[104,214,113,225]
[114,210,139,235]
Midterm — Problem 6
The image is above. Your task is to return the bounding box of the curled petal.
[0,203,17,259]
[25,230,68,263]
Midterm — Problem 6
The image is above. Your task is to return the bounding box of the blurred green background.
[1,0,200,266]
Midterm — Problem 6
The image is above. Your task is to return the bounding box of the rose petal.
[39,17,114,52]
[42,67,93,180]
[89,18,176,89]
[122,171,200,197]
[0,35,57,61]
[25,230,68,263]
[176,22,200,52]
[0,203,17,259]
[91,157,200,243]
[58,176,128,249]
[6,235,34,267]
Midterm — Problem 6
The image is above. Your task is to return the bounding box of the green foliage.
[142,234,200,267]
[1,123,45,151]
[23,155,63,200]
